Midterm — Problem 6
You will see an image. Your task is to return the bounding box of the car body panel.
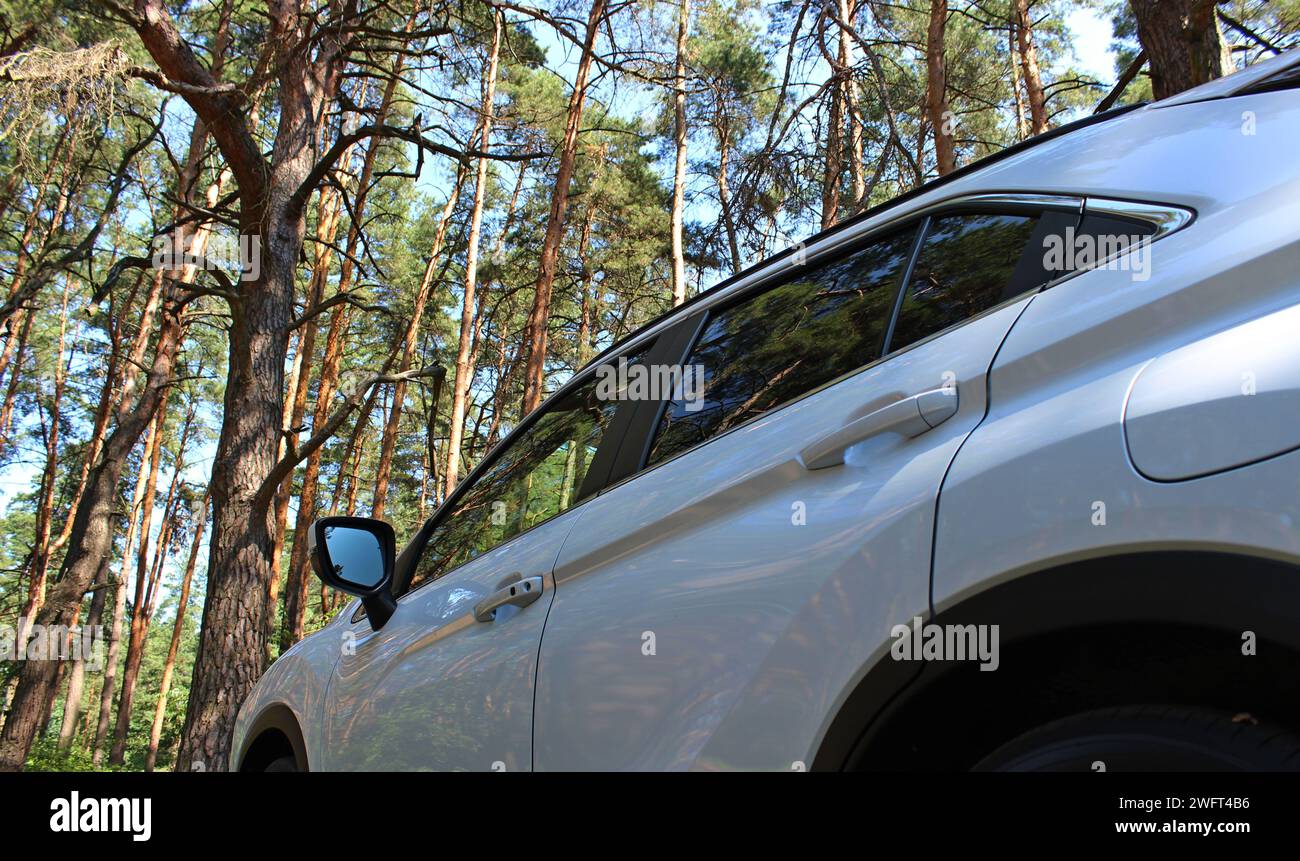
[931,97,1300,613]
[533,298,1027,770]
[1123,302,1300,481]
[230,611,346,771]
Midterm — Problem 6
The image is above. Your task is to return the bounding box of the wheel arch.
[236,704,310,772]
[812,549,1300,771]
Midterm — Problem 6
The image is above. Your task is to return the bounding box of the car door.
[320,365,634,771]
[533,198,1079,770]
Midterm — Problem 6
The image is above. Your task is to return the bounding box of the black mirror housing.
[308,516,397,629]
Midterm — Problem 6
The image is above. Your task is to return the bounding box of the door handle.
[473,575,545,623]
[799,387,959,470]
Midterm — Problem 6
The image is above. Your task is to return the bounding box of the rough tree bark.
[840,0,865,213]
[55,554,110,754]
[1129,0,1233,99]
[821,0,850,228]
[715,125,741,274]
[164,0,354,770]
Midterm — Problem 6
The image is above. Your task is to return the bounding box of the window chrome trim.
[1082,196,1195,236]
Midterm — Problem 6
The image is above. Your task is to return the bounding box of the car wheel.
[263,755,299,772]
[973,705,1300,771]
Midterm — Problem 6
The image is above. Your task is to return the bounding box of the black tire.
[263,755,299,772]
[974,705,1300,772]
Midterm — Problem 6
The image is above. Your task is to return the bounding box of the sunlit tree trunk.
[841,0,865,213]
[110,403,195,764]
[443,15,502,501]
[0,301,32,448]
[521,0,608,416]
[925,0,956,175]
[145,492,208,772]
[1009,21,1029,141]
[19,281,71,624]
[716,126,741,274]
[1013,0,1048,134]
[269,93,363,630]
[670,0,691,306]
[822,1,848,228]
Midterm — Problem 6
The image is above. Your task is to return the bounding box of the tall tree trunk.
[0,280,185,771]
[102,403,167,765]
[1013,0,1048,134]
[670,0,691,306]
[268,326,303,631]
[55,556,110,754]
[0,309,32,448]
[521,0,608,416]
[92,390,163,766]
[157,0,352,770]
[93,568,130,766]
[443,14,502,500]
[1129,0,1233,99]
[841,0,865,213]
[145,492,208,772]
[925,0,956,175]
[110,402,194,764]
[269,96,363,627]
[267,175,346,657]
[821,1,849,228]
[19,281,71,624]
[716,127,742,274]
[50,279,136,554]
[1009,21,1029,140]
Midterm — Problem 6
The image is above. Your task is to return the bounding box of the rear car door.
[320,363,634,771]
[533,197,1079,770]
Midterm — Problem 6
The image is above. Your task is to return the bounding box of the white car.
[233,52,1300,772]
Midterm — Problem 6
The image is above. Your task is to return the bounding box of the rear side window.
[646,228,916,467]
[887,213,1040,351]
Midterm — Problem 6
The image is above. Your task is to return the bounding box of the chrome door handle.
[473,575,544,623]
[799,387,959,470]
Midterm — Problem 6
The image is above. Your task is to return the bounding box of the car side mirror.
[309,516,397,629]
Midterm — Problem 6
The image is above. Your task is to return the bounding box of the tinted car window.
[647,229,916,467]
[1069,214,1157,266]
[408,374,619,591]
[887,213,1040,351]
